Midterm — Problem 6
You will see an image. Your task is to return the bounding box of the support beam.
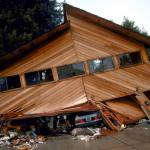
[20,74,26,88]
[84,61,90,75]
[52,67,59,81]
[113,56,120,70]
[140,46,149,64]
[90,100,121,131]
[135,92,150,120]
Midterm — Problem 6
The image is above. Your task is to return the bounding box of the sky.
[58,0,150,34]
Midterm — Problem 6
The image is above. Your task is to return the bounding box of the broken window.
[145,47,150,60]
[25,69,54,86]
[88,56,114,73]
[0,75,21,92]
[119,51,141,67]
[57,63,85,79]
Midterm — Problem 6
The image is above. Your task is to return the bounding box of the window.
[145,47,150,60]
[7,75,21,89]
[0,78,7,91]
[88,57,114,73]
[0,75,21,92]
[57,63,85,79]
[25,69,53,86]
[119,52,141,67]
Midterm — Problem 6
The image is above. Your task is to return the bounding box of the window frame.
[87,56,115,74]
[0,74,21,92]
[0,50,144,93]
[24,68,54,86]
[57,62,86,80]
[118,51,142,69]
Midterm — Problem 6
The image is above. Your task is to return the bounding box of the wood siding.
[69,15,144,61]
[0,78,87,115]
[0,9,150,118]
[0,30,77,76]
[84,64,150,102]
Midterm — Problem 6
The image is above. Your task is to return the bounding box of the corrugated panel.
[0,78,87,117]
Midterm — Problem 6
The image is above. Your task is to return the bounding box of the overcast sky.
[58,0,150,34]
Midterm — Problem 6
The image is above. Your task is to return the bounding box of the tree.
[122,17,149,37]
[0,0,63,55]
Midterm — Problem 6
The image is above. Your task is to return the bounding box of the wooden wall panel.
[83,64,150,102]
[69,16,144,61]
[0,31,77,76]
[83,75,132,102]
[106,98,145,121]
[98,64,150,92]
[0,78,87,116]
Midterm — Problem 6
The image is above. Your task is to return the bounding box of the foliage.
[122,17,149,37]
[0,0,63,55]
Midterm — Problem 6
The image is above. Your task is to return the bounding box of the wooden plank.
[113,56,120,70]
[20,74,26,88]
[0,78,87,118]
[140,45,149,63]
[90,100,121,131]
[135,92,150,120]
[52,67,59,81]
[106,98,145,122]
[83,61,90,75]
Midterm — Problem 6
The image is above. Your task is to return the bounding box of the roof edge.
[0,21,70,70]
[64,4,150,46]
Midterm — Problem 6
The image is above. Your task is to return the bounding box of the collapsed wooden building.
[0,4,150,130]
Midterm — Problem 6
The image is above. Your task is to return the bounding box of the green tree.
[0,0,63,53]
[122,17,149,37]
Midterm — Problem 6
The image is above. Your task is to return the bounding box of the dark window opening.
[57,63,85,80]
[7,75,21,90]
[144,91,150,100]
[88,57,114,73]
[25,72,40,85]
[0,75,21,92]
[25,69,53,86]
[39,69,53,82]
[119,52,141,68]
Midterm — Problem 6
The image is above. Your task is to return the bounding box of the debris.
[71,128,95,136]
[120,124,126,130]
[71,127,101,141]
[0,130,46,150]
[101,127,115,136]
[139,119,150,124]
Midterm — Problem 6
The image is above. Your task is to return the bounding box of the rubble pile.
[0,110,131,149]
[0,131,46,150]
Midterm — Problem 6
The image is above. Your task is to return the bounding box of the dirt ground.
[1,123,150,150]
